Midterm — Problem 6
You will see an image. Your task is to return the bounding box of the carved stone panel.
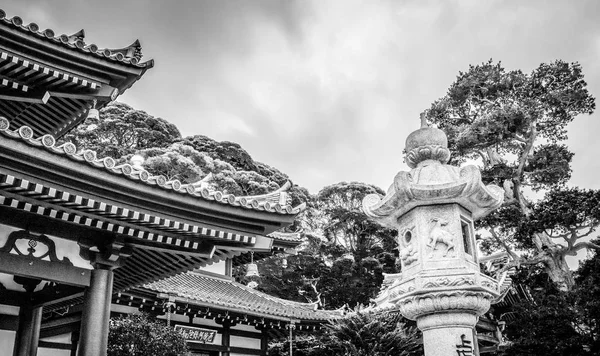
[426,217,456,259]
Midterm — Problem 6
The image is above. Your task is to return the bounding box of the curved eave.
[143,272,338,322]
[0,133,297,236]
[363,166,504,227]
[0,12,150,69]
[0,20,151,98]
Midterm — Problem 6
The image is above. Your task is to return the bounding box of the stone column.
[418,313,477,356]
[397,289,493,356]
[77,266,114,356]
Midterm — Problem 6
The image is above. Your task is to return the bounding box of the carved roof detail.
[0,9,152,68]
[0,118,306,215]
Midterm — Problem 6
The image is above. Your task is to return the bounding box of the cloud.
[2,0,600,194]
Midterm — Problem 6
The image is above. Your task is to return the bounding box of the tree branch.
[514,135,528,143]
[490,228,519,261]
[567,241,600,256]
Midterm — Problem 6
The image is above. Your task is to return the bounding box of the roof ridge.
[0,8,151,68]
[0,118,305,216]
[143,272,341,320]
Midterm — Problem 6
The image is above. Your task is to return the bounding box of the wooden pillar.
[13,304,34,356]
[77,267,114,356]
[70,332,79,356]
[28,306,42,356]
[76,237,131,356]
[221,321,231,356]
[13,278,41,356]
[260,329,269,356]
[13,305,42,356]
[288,322,294,356]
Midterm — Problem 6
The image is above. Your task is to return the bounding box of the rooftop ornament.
[363,113,504,356]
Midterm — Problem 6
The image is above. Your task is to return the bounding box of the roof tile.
[145,272,338,321]
[0,9,152,68]
[0,118,306,215]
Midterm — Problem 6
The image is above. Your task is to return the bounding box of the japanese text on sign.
[174,325,217,344]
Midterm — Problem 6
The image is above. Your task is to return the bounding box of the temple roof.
[144,271,338,321]
[0,9,151,68]
[0,9,153,137]
[0,119,304,294]
[0,119,305,216]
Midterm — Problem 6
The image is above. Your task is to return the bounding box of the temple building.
[0,9,332,356]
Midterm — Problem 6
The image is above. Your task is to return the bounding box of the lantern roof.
[362,121,504,226]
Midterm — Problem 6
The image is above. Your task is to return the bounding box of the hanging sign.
[174,325,217,344]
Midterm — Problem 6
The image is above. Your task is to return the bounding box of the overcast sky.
[4,0,600,194]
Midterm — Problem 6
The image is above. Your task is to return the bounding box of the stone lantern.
[362,119,504,355]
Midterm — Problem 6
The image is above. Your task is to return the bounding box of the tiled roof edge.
[267,231,304,242]
[0,118,304,215]
[0,9,151,68]
[143,272,341,320]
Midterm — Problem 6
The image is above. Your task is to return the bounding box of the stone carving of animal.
[427,218,455,257]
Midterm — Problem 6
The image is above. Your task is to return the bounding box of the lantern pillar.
[363,119,504,356]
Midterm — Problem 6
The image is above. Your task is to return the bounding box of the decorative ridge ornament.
[362,116,504,226]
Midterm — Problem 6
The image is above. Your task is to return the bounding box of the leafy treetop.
[423,59,597,290]
[64,102,181,158]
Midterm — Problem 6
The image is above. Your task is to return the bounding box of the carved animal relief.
[427,218,456,258]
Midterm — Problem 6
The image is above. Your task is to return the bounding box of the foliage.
[268,334,331,356]
[498,262,595,356]
[179,135,258,172]
[311,182,397,256]
[324,311,421,356]
[63,102,311,206]
[107,313,189,356]
[268,311,422,356]
[123,137,310,205]
[247,236,397,309]
[423,59,597,290]
[64,102,181,158]
[248,182,399,309]
[574,246,600,354]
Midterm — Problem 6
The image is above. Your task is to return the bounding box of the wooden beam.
[0,251,91,287]
[48,85,119,102]
[41,313,81,331]
[38,341,72,350]
[0,90,50,104]
[39,323,80,340]
[33,291,85,309]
